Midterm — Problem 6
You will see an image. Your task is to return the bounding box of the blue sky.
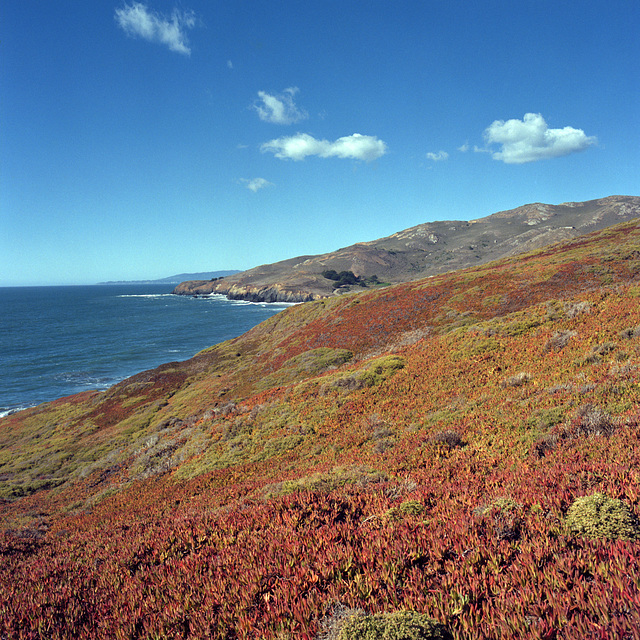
[1,0,638,285]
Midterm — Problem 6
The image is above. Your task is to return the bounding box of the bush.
[330,610,452,640]
[322,270,363,287]
[475,497,524,542]
[360,356,405,386]
[544,330,577,352]
[429,430,465,449]
[619,325,640,340]
[530,433,559,458]
[568,403,617,438]
[499,371,531,388]
[566,493,640,540]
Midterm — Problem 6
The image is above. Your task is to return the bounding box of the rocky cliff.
[172,280,325,303]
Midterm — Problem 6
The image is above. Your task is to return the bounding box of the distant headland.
[172,195,640,304]
[98,270,241,286]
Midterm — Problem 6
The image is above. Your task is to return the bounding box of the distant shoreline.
[97,270,241,286]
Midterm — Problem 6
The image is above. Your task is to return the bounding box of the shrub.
[262,466,388,498]
[316,604,365,640]
[332,610,452,640]
[429,430,464,449]
[619,325,640,340]
[322,270,363,287]
[568,403,617,438]
[579,341,617,365]
[564,300,591,318]
[360,356,405,386]
[566,493,640,540]
[475,498,524,542]
[499,371,531,388]
[544,330,577,352]
[530,433,559,458]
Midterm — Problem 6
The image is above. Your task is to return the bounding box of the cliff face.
[173,196,640,303]
[172,280,326,303]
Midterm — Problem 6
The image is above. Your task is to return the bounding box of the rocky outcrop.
[172,280,327,303]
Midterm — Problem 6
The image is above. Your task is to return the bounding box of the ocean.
[0,285,290,417]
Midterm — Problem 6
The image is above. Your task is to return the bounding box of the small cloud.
[115,2,196,55]
[484,112,597,164]
[227,60,233,69]
[253,87,308,125]
[458,142,469,153]
[426,150,449,161]
[261,133,387,162]
[241,178,274,192]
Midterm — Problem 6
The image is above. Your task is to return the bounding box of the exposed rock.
[172,280,325,303]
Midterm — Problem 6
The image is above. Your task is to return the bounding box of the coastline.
[172,280,327,304]
[0,285,288,417]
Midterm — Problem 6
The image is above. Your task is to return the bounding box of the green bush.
[322,270,362,287]
[566,493,640,540]
[338,610,452,640]
[360,355,405,386]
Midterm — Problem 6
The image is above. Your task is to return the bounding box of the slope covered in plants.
[2,220,640,638]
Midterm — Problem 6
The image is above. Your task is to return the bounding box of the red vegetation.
[2,221,640,638]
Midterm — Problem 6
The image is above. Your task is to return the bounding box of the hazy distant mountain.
[99,270,241,286]
[173,195,640,302]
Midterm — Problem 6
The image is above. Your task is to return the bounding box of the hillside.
[173,195,640,302]
[2,219,640,638]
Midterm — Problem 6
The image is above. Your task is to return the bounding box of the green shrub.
[360,356,405,386]
[566,493,640,540]
[337,610,452,640]
[383,499,425,521]
[262,466,388,499]
[322,270,363,287]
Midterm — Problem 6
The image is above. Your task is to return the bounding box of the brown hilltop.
[173,195,640,302]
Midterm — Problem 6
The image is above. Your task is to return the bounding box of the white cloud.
[426,150,449,161]
[241,178,273,192]
[261,133,387,161]
[115,3,196,55]
[484,113,596,164]
[253,87,308,125]
[458,143,470,153]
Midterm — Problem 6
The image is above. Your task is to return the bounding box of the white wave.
[186,292,294,307]
[117,294,174,298]
[0,405,35,418]
[53,372,115,388]
[227,298,296,307]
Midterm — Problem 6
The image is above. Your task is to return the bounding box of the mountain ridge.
[173,195,640,302]
[98,270,240,286]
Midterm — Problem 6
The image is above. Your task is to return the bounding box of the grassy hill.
[173,195,640,302]
[2,219,640,638]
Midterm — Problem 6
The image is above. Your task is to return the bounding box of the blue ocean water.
[0,285,289,416]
